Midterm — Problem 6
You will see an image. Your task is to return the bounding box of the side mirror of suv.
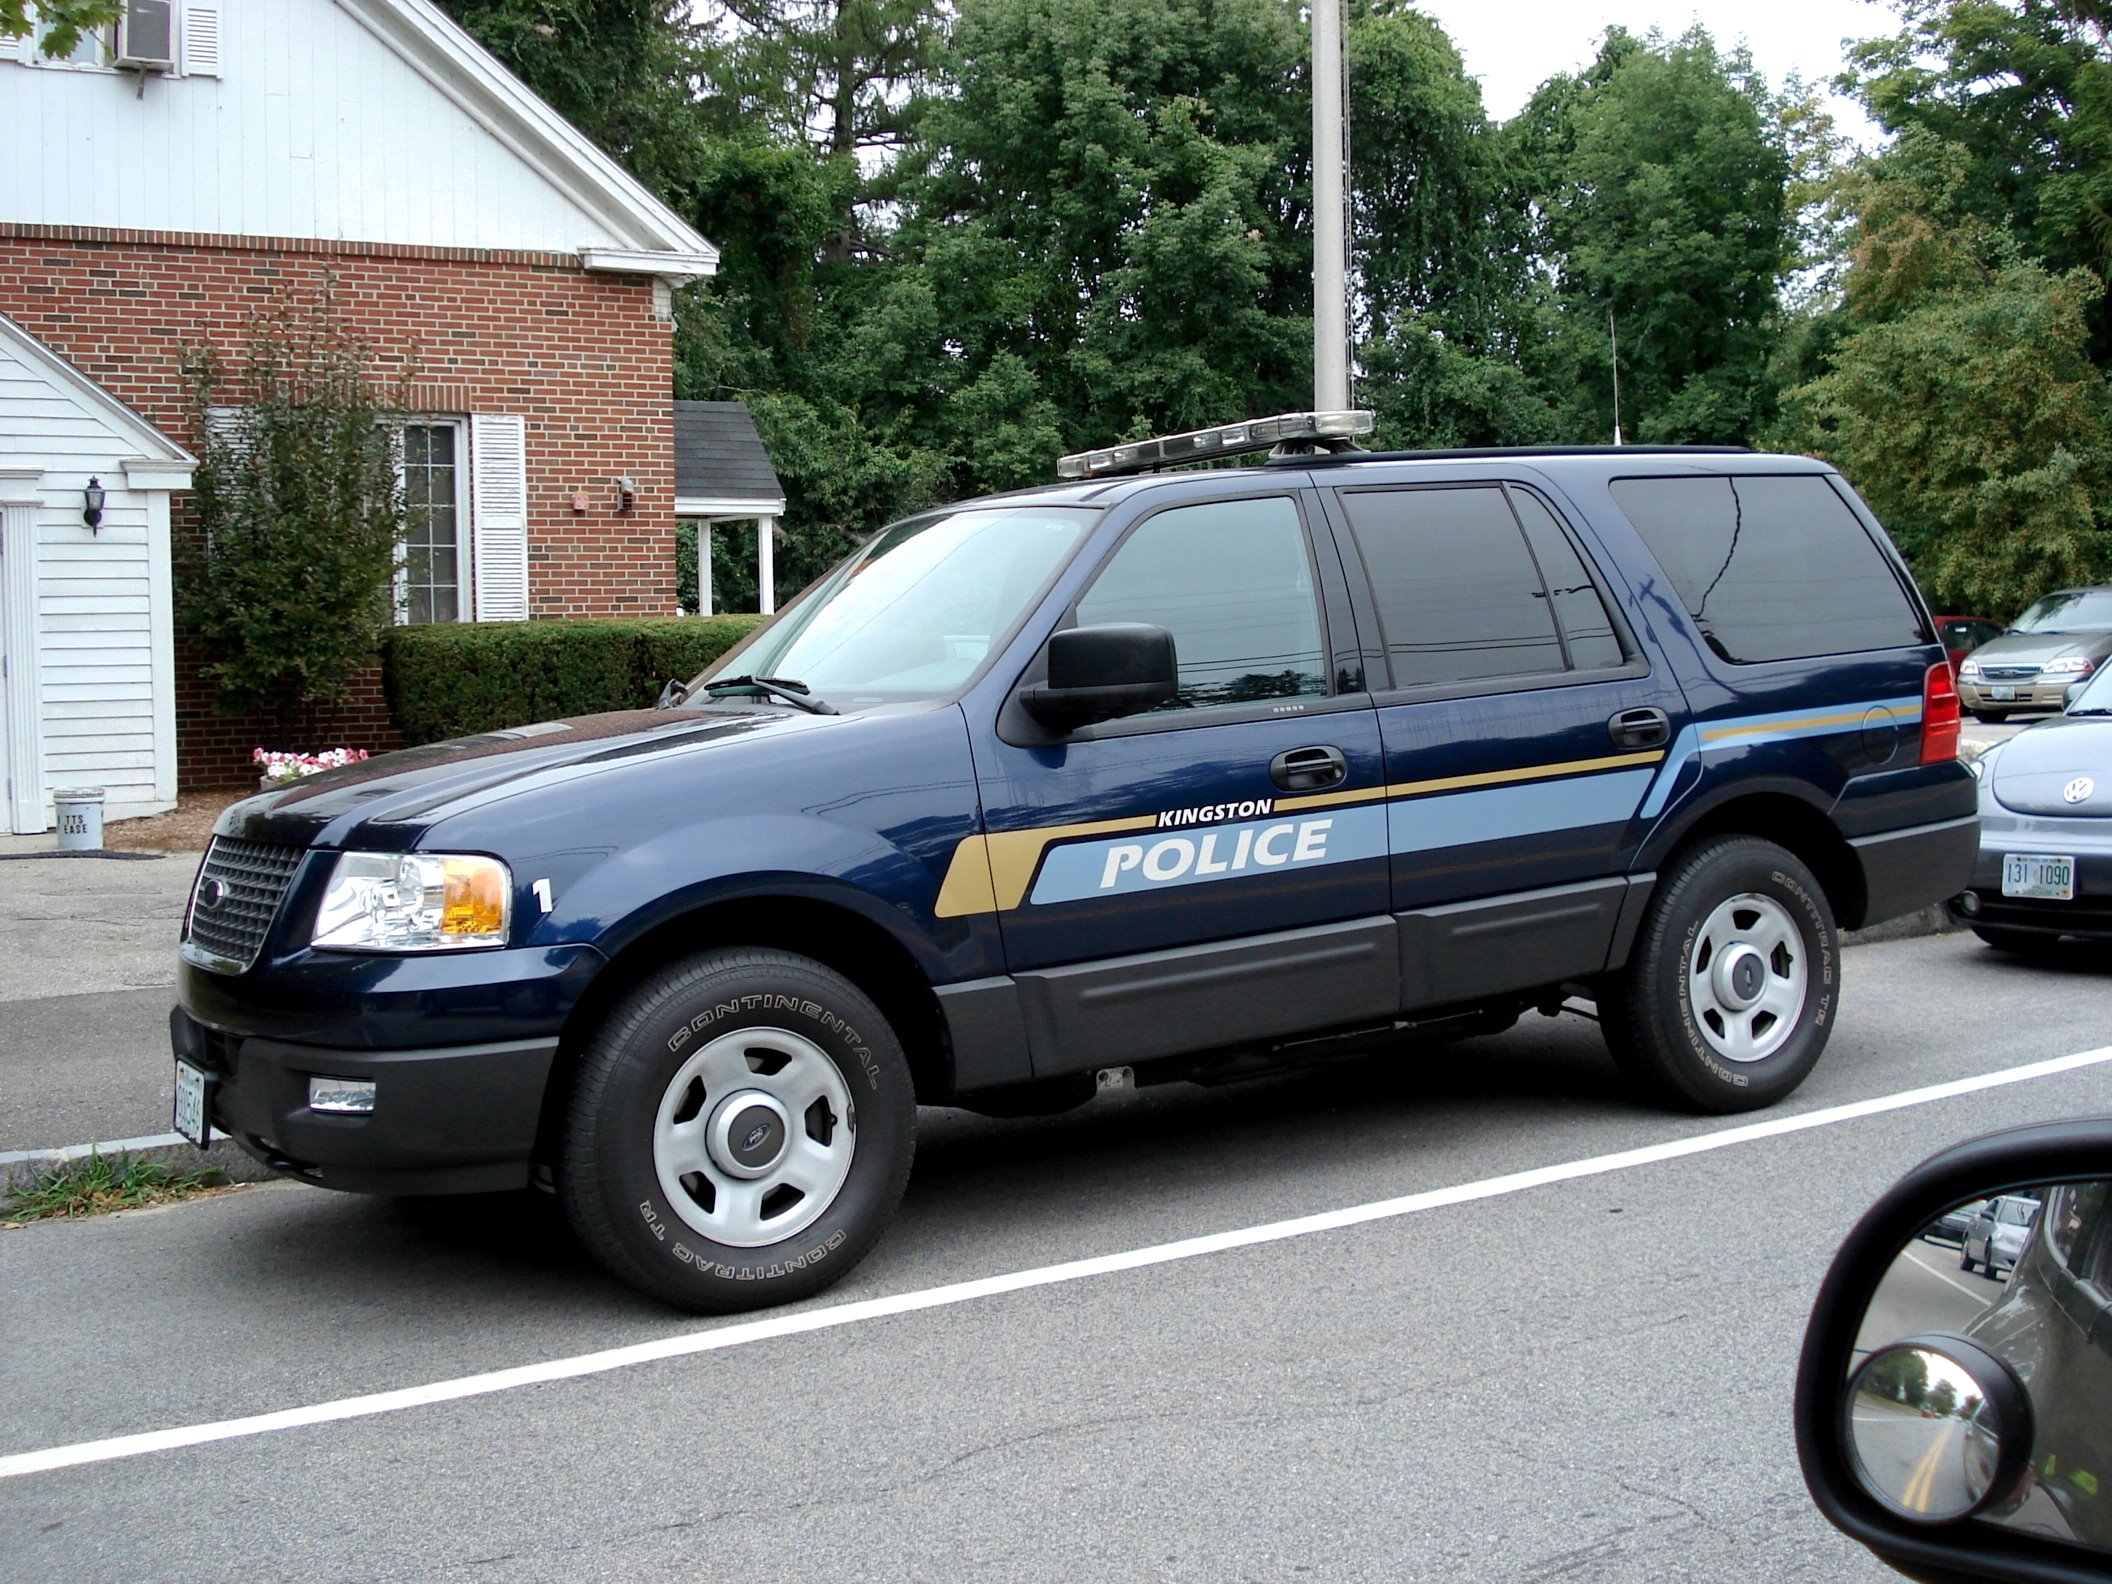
[1796,1119,2112,1581]
[1020,623,1179,732]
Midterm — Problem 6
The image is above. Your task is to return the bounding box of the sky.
[1409,0,1904,144]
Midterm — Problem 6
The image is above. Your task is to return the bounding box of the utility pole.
[1609,308,1624,445]
[1312,0,1349,411]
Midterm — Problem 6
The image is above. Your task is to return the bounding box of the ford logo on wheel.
[743,1122,772,1152]
[2065,777,2096,805]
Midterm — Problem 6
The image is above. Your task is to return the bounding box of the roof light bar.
[1056,410,1375,480]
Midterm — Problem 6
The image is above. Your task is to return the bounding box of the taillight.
[1922,661,1961,764]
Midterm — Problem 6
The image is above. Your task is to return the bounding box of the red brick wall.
[0,225,677,787]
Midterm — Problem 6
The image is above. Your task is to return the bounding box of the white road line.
[1902,1240,2000,1304]
[6,1044,2111,1482]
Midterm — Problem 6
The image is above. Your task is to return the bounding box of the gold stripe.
[1382,748,1662,800]
[1700,710,1874,742]
[934,749,1664,917]
[985,815,1158,912]
[933,835,999,920]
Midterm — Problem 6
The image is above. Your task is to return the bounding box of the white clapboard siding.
[0,323,183,827]
[1,1,615,251]
[470,414,530,622]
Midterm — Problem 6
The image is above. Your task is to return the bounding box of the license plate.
[173,1060,212,1146]
[1989,685,2017,701]
[2002,854,2076,901]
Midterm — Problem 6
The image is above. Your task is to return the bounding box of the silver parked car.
[1958,586,2112,721]
[1960,1193,2042,1277]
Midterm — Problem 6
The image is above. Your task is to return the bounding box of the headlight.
[2042,656,2096,675]
[1959,658,1981,677]
[311,852,511,951]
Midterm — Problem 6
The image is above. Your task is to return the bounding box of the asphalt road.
[5,930,2111,1583]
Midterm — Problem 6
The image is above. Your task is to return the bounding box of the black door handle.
[1609,708,1671,750]
[1270,745,1348,792]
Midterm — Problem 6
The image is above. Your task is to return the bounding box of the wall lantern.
[613,476,636,515]
[83,477,105,534]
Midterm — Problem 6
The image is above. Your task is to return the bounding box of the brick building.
[0,0,718,817]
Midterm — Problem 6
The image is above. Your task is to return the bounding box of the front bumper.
[171,1006,559,1194]
[1947,811,2112,941]
[1959,677,2078,713]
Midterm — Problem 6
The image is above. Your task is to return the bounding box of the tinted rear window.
[1609,475,1924,663]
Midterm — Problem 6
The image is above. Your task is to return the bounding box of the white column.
[758,515,776,616]
[1311,0,1351,411]
[0,500,47,832]
[145,490,177,805]
[687,519,713,617]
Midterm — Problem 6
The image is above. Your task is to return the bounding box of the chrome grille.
[183,837,305,972]
[1978,664,2040,681]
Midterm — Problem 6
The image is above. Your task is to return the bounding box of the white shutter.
[470,414,529,621]
[179,1,221,76]
[0,29,27,64]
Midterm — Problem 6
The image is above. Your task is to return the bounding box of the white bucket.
[53,787,105,851]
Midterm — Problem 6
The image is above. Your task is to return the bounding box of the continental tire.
[560,949,915,1312]
[1601,837,1838,1114]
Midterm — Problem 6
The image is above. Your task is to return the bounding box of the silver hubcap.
[653,1027,855,1248]
[1687,892,1807,1064]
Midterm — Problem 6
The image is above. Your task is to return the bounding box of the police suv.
[171,413,1975,1311]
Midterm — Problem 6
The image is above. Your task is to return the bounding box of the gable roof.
[338,0,717,279]
[0,313,196,480]
[674,402,786,512]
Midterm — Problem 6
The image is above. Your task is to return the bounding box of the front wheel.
[1601,837,1838,1114]
[560,948,916,1312]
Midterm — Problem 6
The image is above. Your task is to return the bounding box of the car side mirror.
[1796,1119,2112,1581]
[1019,623,1178,731]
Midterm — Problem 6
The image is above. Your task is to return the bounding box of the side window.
[1339,486,1565,689]
[1609,475,1925,663]
[1510,488,1627,671]
[1075,496,1327,713]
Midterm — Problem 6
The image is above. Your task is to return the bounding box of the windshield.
[697,505,1097,705]
[1997,1199,2039,1227]
[2070,661,2112,713]
[2010,589,2112,634]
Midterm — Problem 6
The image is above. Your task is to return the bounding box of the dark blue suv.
[171,420,1975,1311]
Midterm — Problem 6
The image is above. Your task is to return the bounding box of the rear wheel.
[1601,837,1838,1113]
[560,948,915,1312]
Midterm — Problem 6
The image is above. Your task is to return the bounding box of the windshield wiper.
[697,675,839,715]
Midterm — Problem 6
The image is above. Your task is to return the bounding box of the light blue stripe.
[1639,695,1924,822]
[1030,805,1390,905]
[1388,770,1655,856]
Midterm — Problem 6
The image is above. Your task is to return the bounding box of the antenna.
[1609,308,1624,446]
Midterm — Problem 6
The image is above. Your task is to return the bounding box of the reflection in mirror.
[1845,1343,2012,1521]
[1846,1182,2112,1552]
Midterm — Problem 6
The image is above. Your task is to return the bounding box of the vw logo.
[2065,777,2097,805]
[743,1122,772,1152]
[196,877,226,910]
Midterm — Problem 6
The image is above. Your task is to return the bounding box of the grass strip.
[3,1152,236,1226]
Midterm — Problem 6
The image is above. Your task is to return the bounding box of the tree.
[1508,27,1795,445]
[903,0,1313,454]
[433,1,704,202]
[0,0,118,56]
[180,293,410,735]
[1782,150,2112,615]
[1842,0,2112,343]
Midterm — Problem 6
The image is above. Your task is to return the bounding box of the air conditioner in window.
[114,0,175,72]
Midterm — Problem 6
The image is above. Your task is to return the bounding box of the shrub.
[180,288,408,735]
[381,616,769,745]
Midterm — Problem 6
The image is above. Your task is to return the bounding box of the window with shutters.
[393,421,469,625]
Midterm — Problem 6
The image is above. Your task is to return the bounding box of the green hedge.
[381,615,770,745]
